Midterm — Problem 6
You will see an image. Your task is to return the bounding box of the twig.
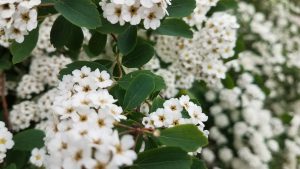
[110,33,118,42]
[0,73,12,131]
[116,53,123,78]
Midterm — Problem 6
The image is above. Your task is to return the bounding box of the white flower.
[0,3,15,19]
[152,108,171,127]
[121,3,143,25]
[62,140,95,169]
[89,90,117,108]
[19,0,41,9]
[30,148,46,167]
[103,3,125,25]
[13,7,38,31]
[143,5,164,29]
[163,98,183,114]
[0,128,14,152]
[93,69,113,88]
[7,26,28,43]
[111,132,137,166]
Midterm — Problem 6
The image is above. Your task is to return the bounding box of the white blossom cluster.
[234,2,300,110]
[100,0,171,29]
[283,114,300,169]
[142,95,209,153]
[16,55,72,99]
[39,66,137,169]
[0,121,14,163]
[145,12,239,97]
[0,0,41,45]
[33,15,57,55]
[184,0,219,27]
[9,101,39,131]
[202,73,284,169]
[9,88,58,132]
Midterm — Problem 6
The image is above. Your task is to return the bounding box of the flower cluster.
[0,0,41,45]
[10,101,39,131]
[41,66,137,169]
[0,122,14,163]
[202,73,284,169]
[142,95,209,154]
[143,95,208,130]
[184,0,219,27]
[145,12,239,97]
[100,0,171,29]
[16,55,71,99]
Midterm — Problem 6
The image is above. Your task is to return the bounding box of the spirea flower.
[0,0,41,44]
[0,121,14,163]
[101,0,171,29]
[41,66,137,169]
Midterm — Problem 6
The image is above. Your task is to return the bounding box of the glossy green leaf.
[6,150,28,169]
[122,39,155,68]
[191,158,207,169]
[158,124,208,152]
[10,28,39,64]
[54,0,102,29]
[118,70,166,93]
[150,97,165,112]
[167,0,196,17]
[132,147,192,169]
[88,32,107,56]
[117,26,137,55]
[123,74,155,110]
[50,16,83,50]
[13,129,45,151]
[153,19,193,38]
[97,17,130,34]
[5,164,17,169]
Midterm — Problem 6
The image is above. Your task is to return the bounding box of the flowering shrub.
[0,0,300,169]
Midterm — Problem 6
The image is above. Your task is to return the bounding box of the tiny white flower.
[30,148,46,167]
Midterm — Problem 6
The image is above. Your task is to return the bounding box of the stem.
[110,33,118,42]
[0,73,12,131]
[116,53,123,78]
[115,123,135,130]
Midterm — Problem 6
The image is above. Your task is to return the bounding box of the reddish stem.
[0,73,12,131]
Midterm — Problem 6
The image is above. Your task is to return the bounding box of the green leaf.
[207,0,238,16]
[0,52,12,70]
[132,147,192,169]
[110,84,126,106]
[5,164,17,169]
[158,124,208,152]
[117,26,137,55]
[10,28,39,64]
[88,32,107,56]
[13,129,45,151]
[167,0,196,17]
[123,74,155,110]
[222,73,235,89]
[54,0,102,29]
[118,70,166,93]
[6,150,29,169]
[122,39,154,68]
[150,97,165,112]
[153,19,193,38]
[50,16,83,50]
[191,158,207,169]
[94,59,113,69]
[96,17,130,34]
[59,61,108,79]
